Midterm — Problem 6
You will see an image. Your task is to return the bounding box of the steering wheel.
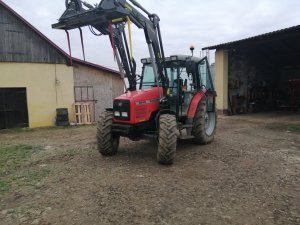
[65,0,82,11]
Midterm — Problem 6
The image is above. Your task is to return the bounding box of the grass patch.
[287,124,300,131]
[0,125,95,137]
[0,145,49,193]
[65,148,81,157]
[10,169,50,187]
[0,179,10,192]
[266,123,300,132]
[0,145,35,174]
[0,169,50,194]
[0,127,35,134]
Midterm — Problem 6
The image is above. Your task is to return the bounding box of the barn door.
[0,88,29,129]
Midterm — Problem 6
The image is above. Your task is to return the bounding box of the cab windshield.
[140,63,193,91]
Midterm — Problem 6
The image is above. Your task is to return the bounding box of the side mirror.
[186,60,196,74]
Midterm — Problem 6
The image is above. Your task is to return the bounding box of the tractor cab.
[140,55,216,123]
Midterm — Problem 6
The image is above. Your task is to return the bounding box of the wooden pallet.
[74,102,92,125]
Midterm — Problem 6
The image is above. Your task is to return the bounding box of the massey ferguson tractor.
[53,0,217,164]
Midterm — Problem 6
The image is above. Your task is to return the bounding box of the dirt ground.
[0,112,299,225]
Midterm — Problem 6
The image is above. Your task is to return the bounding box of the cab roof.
[141,55,202,64]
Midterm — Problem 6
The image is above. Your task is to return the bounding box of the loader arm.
[52,0,168,92]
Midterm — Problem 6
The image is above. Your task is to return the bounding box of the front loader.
[53,0,217,164]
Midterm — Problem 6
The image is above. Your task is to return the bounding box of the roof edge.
[202,24,300,50]
[72,58,120,75]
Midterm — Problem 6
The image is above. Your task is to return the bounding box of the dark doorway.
[0,88,29,129]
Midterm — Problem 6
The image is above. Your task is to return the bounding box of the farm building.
[203,26,300,115]
[72,59,123,123]
[0,1,123,129]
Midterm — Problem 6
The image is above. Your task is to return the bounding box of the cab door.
[197,57,216,112]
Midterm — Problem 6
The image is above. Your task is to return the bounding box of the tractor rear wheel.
[193,98,217,144]
[97,111,120,156]
[157,114,177,165]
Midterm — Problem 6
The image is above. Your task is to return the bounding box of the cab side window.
[142,64,156,89]
[198,60,212,90]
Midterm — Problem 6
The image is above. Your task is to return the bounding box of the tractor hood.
[113,87,163,124]
[115,87,163,104]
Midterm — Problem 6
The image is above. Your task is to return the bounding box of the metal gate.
[0,88,29,129]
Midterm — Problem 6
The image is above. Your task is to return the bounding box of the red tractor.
[53,0,217,164]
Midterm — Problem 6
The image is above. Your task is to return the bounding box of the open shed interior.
[226,28,300,114]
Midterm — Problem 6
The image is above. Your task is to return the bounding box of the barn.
[203,26,300,115]
[72,59,123,123]
[0,1,123,129]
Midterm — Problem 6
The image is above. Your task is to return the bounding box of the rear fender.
[187,92,205,119]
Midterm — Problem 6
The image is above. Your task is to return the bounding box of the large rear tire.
[157,114,177,165]
[193,98,217,144]
[97,111,120,156]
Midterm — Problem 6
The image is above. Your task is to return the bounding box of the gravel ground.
[0,112,299,225]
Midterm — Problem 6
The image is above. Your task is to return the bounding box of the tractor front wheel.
[97,111,120,156]
[157,114,177,165]
[193,98,217,144]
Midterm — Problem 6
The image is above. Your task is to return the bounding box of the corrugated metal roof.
[0,0,120,75]
[202,25,300,50]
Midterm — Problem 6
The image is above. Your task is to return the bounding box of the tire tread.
[193,99,217,145]
[157,114,177,165]
[97,111,119,156]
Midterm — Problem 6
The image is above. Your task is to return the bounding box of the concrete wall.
[0,62,75,128]
[73,64,124,121]
[215,50,229,113]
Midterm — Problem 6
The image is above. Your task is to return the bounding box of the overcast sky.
[3,0,300,72]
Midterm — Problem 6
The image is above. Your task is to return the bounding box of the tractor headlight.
[121,112,128,118]
[114,111,121,117]
[113,100,130,121]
